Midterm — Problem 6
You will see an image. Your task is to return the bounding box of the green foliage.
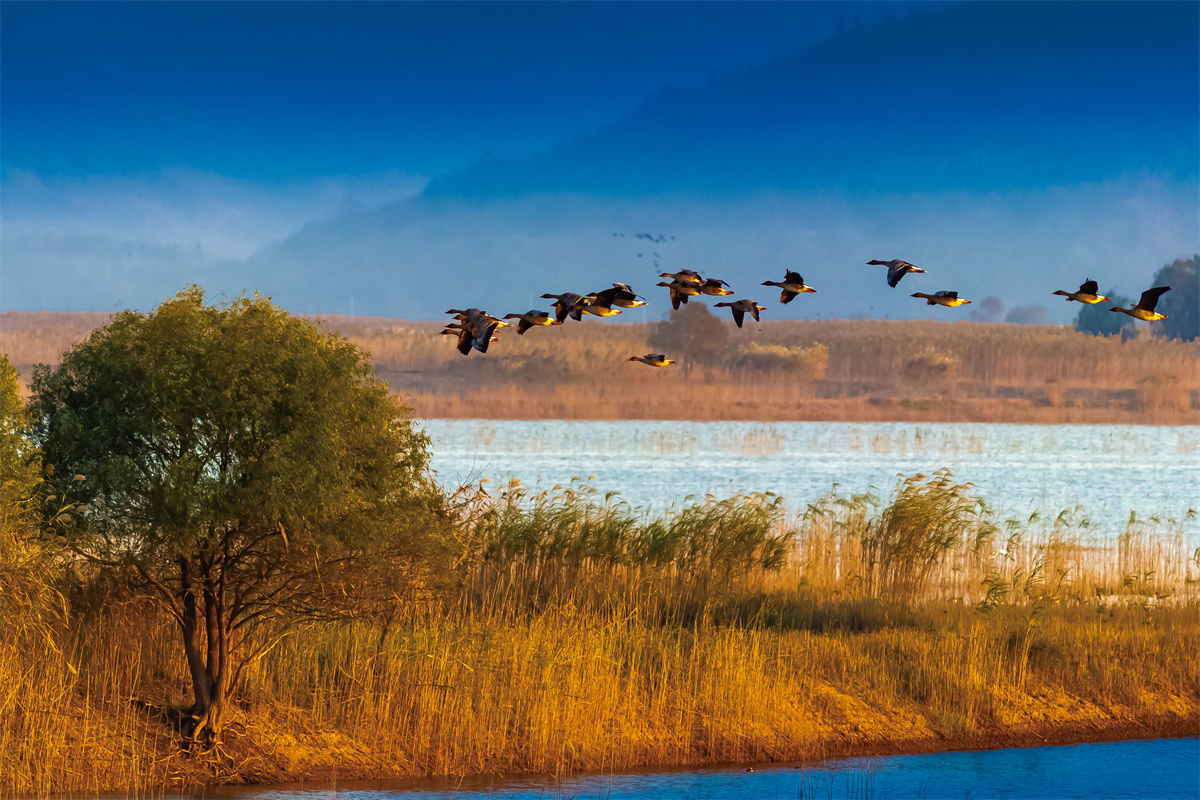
[861,469,986,602]
[1073,289,1130,337]
[29,287,449,737]
[33,288,434,548]
[0,354,40,505]
[647,303,729,367]
[1152,255,1198,342]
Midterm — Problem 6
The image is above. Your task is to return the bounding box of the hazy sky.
[2,1,1197,320]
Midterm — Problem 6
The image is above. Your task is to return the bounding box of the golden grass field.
[3,310,1198,424]
[3,477,1197,795]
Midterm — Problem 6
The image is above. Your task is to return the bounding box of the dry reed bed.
[3,481,1197,795]
[4,312,1197,423]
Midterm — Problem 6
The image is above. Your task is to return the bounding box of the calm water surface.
[424,420,1198,533]
[206,737,1200,799]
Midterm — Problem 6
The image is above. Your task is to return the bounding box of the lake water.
[424,420,1198,533]
[208,736,1200,799]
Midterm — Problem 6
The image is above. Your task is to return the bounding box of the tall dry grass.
[2,476,1197,795]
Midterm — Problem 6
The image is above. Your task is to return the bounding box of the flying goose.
[589,283,648,309]
[714,299,766,328]
[539,292,590,323]
[659,269,703,285]
[1110,286,1171,321]
[699,278,734,296]
[761,271,817,304]
[1052,279,1110,305]
[628,353,676,366]
[868,259,927,288]
[657,279,702,310]
[502,309,563,334]
[911,291,972,308]
[446,308,510,354]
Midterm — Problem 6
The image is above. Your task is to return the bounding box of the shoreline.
[402,393,1199,427]
[192,713,1200,794]
[409,413,1200,427]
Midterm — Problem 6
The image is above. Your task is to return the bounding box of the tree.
[32,288,448,743]
[0,354,40,505]
[1151,255,1198,342]
[969,297,1005,323]
[1074,289,1131,337]
[647,303,730,371]
[1005,305,1051,325]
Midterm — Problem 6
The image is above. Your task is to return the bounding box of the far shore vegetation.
[4,288,1198,427]
[1,290,1197,796]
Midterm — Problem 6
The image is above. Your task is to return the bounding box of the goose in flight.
[628,353,676,366]
[539,292,590,323]
[1052,279,1109,305]
[698,278,734,296]
[761,271,817,304]
[589,283,648,309]
[868,259,927,288]
[1111,286,1171,321]
[657,279,702,310]
[445,308,510,354]
[714,299,766,328]
[659,269,703,285]
[911,291,972,308]
[502,309,562,335]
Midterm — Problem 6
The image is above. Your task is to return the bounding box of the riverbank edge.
[176,708,1199,792]
[404,395,1200,427]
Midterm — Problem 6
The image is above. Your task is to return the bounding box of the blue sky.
[1,2,1197,320]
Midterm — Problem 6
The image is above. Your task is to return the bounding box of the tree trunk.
[177,555,229,745]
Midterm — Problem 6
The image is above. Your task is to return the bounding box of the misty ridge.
[423,2,1198,198]
[1,2,1196,319]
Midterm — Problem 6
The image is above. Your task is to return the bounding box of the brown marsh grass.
[3,311,1197,422]
[3,476,1197,795]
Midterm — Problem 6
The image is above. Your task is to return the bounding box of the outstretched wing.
[1079,279,1099,295]
[887,265,904,288]
[937,291,959,299]
[1138,286,1171,312]
[456,328,473,356]
[591,287,620,308]
[784,271,804,284]
[517,319,532,335]
[748,305,761,322]
[779,289,797,305]
[731,307,745,328]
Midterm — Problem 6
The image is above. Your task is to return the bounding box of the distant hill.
[423,2,1199,198]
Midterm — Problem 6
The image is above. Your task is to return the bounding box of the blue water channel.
[206,736,1200,799]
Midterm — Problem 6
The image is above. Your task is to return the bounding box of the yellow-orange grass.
[3,494,1197,796]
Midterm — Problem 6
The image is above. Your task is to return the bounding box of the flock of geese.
[442,259,1173,365]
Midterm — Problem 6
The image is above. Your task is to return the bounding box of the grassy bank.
[4,311,1197,424]
[3,478,1197,796]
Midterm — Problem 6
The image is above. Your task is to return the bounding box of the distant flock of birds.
[442,258,1173,365]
